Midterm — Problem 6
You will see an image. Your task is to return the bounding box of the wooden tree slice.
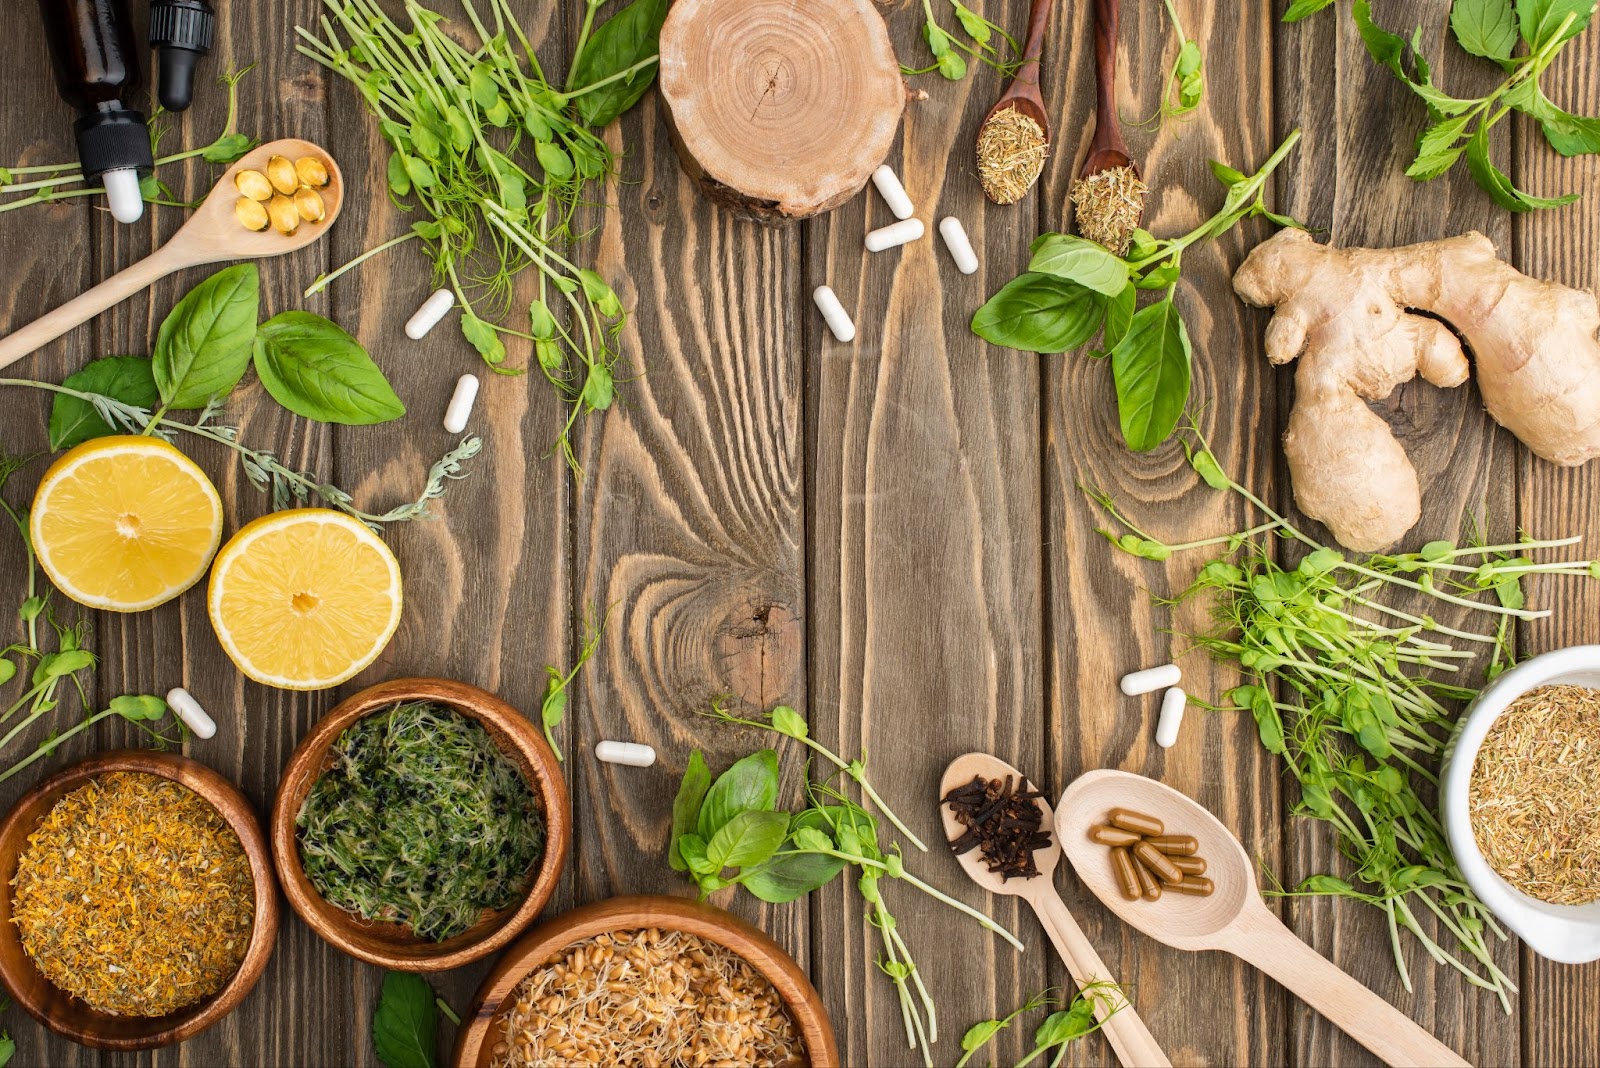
[658,0,907,222]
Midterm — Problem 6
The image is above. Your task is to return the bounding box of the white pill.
[939,216,979,275]
[1156,687,1187,748]
[166,687,216,740]
[405,288,456,340]
[1120,663,1182,696]
[443,373,480,434]
[595,741,657,768]
[871,164,915,220]
[864,218,925,253]
[812,285,856,343]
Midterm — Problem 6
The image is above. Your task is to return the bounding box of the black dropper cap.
[149,0,215,112]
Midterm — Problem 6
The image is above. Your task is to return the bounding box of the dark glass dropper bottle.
[37,0,154,223]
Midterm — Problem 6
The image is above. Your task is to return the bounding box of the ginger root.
[1234,228,1600,551]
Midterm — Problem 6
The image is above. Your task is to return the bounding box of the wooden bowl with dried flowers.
[271,677,570,972]
[453,895,838,1068]
[0,750,279,1050]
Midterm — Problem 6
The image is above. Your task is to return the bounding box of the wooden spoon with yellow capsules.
[0,138,342,373]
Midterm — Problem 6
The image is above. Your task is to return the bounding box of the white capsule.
[864,218,925,253]
[595,740,657,768]
[166,687,217,740]
[871,164,915,220]
[1120,663,1182,696]
[1156,687,1187,748]
[443,373,480,434]
[939,216,979,275]
[812,285,856,343]
[405,288,456,340]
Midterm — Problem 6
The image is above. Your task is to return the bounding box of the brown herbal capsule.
[1110,846,1141,901]
[1146,834,1199,856]
[295,156,330,188]
[1108,808,1164,837]
[293,186,327,223]
[1168,875,1215,897]
[1089,824,1142,848]
[267,194,300,235]
[1133,840,1184,885]
[1133,857,1162,901]
[266,155,299,195]
[234,197,269,232]
[1170,854,1207,877]
[234,169,273,201]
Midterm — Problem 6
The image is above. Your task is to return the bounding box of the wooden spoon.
[1057,769,1471,1068]
[1080,0,1137,180]
[980,0,1055,142]
[0,137,343,373]
[939,754,1171,1068]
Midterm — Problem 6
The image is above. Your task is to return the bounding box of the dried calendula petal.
[265,155,299,195]
[293,186,326,223]
[235,196,270,232]
[295,156,330,188]
[267,194,301,235]
[234,169,273,202]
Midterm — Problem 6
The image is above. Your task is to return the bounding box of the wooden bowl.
[0,750,279,1050]
[271,678,570,971]
[453,895,839,1068]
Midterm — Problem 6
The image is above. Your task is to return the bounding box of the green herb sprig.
[540,604,611,761]
[973,129,1303,453]
[1286,0,1597,210]
[0,66,258,216]
[955,987,1056,1068]
[904,0,1023,81]
[1090,428,1600,1008]
[372,971,460,1068]
[1015,984,1125,1068]
[1134,0,1205,128]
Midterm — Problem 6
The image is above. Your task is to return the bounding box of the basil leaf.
[49,356,159,450]
[971,273,1105,354]
[1027,234,1130,296]
[1451,0,1519,61]
[697,749,779,842]
[1110,298,1192,452]
[705,809,789,871]
[153,264,260,409]
[1516,0,1594,47]
[1101,284,1138,355]
[253,312,405,426]
[669,750,713,871]
[741,850,846,903]
[570,0,669,128]
[371,971,438,1068]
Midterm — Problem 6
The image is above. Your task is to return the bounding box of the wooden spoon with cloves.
[976,0,1054,205]
[1070,0,1148,254]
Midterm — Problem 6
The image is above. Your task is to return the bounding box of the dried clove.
[942,774,1050,881]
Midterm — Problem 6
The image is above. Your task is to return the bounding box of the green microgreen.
[540,604,612,761]
[904,0,1024,81]
[1133,0,1205,128]
[954,987,1057,1068]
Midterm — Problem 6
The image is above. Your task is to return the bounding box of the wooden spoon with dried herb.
[976,0,1054,205]
[1070,0,1147,254]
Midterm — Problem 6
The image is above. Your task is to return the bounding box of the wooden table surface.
[1,0,1597,1065]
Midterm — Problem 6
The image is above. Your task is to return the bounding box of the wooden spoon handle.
[1011,0,1055,93]
[1230,914,1470,1067]
[0,242,198,373]
[1029,890,1173,1068]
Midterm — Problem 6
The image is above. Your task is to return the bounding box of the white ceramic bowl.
[1439,644,1600,963]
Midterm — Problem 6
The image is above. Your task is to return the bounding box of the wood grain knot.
[714,598,802,711]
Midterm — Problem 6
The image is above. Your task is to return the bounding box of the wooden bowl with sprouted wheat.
[271,677,570,971]
[0,750,279,1050]
[453,895,838,1068]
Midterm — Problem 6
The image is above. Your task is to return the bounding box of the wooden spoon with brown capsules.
[1058,769,1471,1068]
[975,0,1054,205]
[939,753,1171,1068]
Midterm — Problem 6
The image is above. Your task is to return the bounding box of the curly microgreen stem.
[304,231,420,298]
[704,700,929,852]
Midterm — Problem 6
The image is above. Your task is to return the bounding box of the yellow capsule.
[234,196,270,232]
[233,169,273,201]
[294,156,330,188]
[265,155,299,195]
[293,186,326,223]
[267,194,300,235]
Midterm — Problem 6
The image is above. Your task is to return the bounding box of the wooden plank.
[1038,2,1290,1064]
[1274,3,1519,1065]
[805,1,1049,1063]
[1511,31,1600,1068]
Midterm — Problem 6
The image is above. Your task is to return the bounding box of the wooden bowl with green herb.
[453,895,838,1068]
[271,677,569,971]
[0,750,279,1050]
